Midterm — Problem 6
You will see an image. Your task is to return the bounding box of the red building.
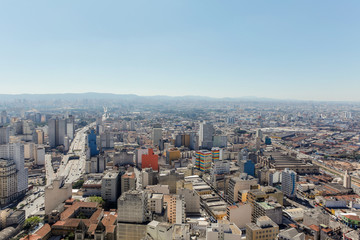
[141,148,159,171]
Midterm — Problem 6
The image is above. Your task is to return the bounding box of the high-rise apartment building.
[227,174,258,204]
[141,148,158,171]
[121,172,136,194]
[0,143,28,194]
[0,160,17,206]
[281,168,297,198]
[163,194,185,224]
[35,129,44,144]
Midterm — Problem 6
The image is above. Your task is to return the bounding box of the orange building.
[141,148,159,171]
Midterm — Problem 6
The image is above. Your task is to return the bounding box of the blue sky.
[0,1,359,101]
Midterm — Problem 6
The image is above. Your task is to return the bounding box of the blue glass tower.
[88,129,99,157]
[244,160,255,177]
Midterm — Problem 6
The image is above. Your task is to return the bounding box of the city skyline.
[0,1,360,101]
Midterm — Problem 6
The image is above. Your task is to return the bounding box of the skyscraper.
[281,168,297,198]
[88,129,99,157]
[48,117,67,148]
[152,124,162,147]
[199,122,214,150]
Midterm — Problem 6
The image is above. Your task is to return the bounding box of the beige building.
[164,194,185,224]
[148,193,163,214]
[246,216,279,240]
[227,203,252,229]
[45,177,72,215]
[0,159,17,206]
[121,171,136,194]
[227,174,258,204]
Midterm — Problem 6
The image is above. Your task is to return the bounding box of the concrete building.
[100,130,114,149]
[164,194,185,224]
[195,150,212,172]
[152,125,162,147]
[45,177,72,215]
[166,148,181,165]
[213,135,227,148]
[0,126,9,145]
[101,171,121,203]
[0,143,28,194]
[158,169,184,194]
[35,129,44,145]
[199,122,214,150]
[48,117,66,148]
[246,216,279,240]
[141,148,158,171]
[148,193,163,214]
[344,170,352,189]
[253,200,283,225]
[227,174,258,204]
[177,188,200,214]
[226,203,252,229]
[117,190,149,223]
[281,168,297,198]
[206,221,242,240]
[34,145,45,165]
[121,172,136,194]
[278,228,305,240]
[141,168,158,188]
[0,160,17,206]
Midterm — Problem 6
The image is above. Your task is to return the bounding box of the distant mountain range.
[0,92,291,102]
[0,92,354,103]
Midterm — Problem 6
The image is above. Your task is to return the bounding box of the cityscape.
[1,1,360,240]
[0,95,359,239]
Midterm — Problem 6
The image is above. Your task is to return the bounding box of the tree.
[72,179,84,189]
[23,216,41,231]
[88,196,104,205]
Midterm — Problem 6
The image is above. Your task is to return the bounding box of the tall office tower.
[117,190,149,224]
[199,122,214,150]
[0,159,17,206]
[0,126,9,144]
[66,116,75,140]
[256,129,263,139]
[163,194,185,224]
[48,117,67,148]
[281,168,297,198]
[195,150,212,172]
[96,117,103,134]
[246,216,279,240]
[152,124,162,147]
[189,132,199,150]
[344,170,352,189]
[48,118,56,148]
[121,172,136,194]
[0,143,28,194]
[88,129,99,157]
[58,118,66,146]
